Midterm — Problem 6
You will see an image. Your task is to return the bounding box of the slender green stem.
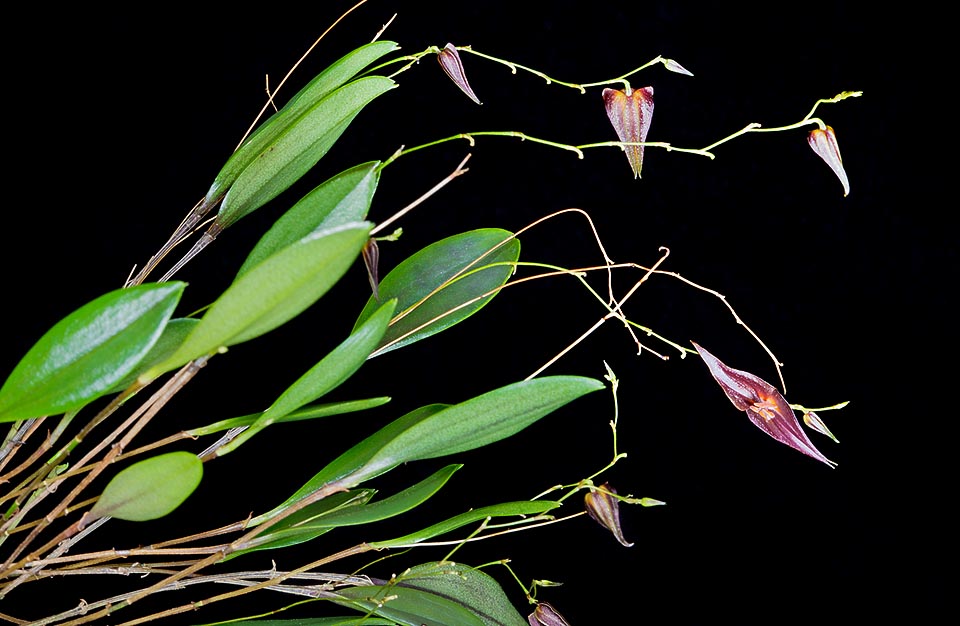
[459,47,668,93]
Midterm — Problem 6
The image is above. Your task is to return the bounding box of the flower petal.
[437,43,481,105]
[584,482,634,547]
[602,86,654,178]
[692,342,836,468]
[807,125,850,196]
[529,602,572,626]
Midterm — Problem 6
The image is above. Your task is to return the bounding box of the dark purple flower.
[692,342,836,468]
[807,125,850,196]
[584,482,634,547]
[437,43,481,104]
[602,86,654,179]
[529,602,572,626]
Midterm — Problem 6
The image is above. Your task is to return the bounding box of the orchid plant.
[0,3,859,624]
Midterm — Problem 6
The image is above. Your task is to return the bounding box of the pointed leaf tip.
[692,342,836,468]
[807,125,850,196]
[438,43,481,104]
[602,86,654,178]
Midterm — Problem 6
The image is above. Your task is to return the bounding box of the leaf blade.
[0,282,185,422]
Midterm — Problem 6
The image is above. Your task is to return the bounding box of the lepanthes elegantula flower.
[692,342,836,468]
[602,86,654,179]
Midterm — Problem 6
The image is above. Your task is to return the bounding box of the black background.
[3,2,946,624]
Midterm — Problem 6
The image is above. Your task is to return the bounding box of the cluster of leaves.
[0,6,858,625]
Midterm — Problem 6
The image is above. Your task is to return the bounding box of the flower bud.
[602,86,654,179]
[584,482,634,547]
[528,602,571,626]
[437,43,481,104]
[807,125,850,196]
[803,411,839,443]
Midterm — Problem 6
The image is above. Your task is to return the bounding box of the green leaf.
[354,229,520,357]
[394,562,527,626]
[109,318,199,392]
[218,299,397,455]
[226,490,375,560]
[372,500,560,549]
[340,376,604,486]
[334,584,487,626]
[0,282,186,422]
[251,404,449,525]
[142,222,371,379]
[204,41,398,208]
[224,615,396,626]
[187,397,391,437]
[241,465,461,556]
[237,161,381,278]
[216,76,396,229]
[335,563,527,626]
[89,451,202,521]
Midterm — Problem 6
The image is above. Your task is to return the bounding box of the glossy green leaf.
[252,404,449,525]
[339,376,604,486]
[109,318,199,392]
[219,299,397,455]
[239,465,460,557]
[188,397,391,437]
[0,282,185,422]
[142,222,371,379]
[89,451,202,522]
[216,76,396,229]
[204,41,398,208]
[372,500,560,549]
[237,161,381,277]
[354,229,520,357]
[334,584,487,626]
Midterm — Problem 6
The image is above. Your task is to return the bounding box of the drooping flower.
[584,482,634,547]
[692,342,837,468]
[602,86,654,179]
[807,125,850,196]
[437,43,481,104]
[528,601,572,626]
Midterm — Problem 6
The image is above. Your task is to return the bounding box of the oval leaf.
[236,161,381,278]
[216,76,396,229]
[90,451,202,522]
[354,229,520,357]
[204,41,398,207]
[0,282,185,422]
[143,222,371,379]
[394,561,527,626]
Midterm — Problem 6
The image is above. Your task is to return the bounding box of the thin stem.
[1,358,208,586]
[459,47,668,93]
[370,153,471,237]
